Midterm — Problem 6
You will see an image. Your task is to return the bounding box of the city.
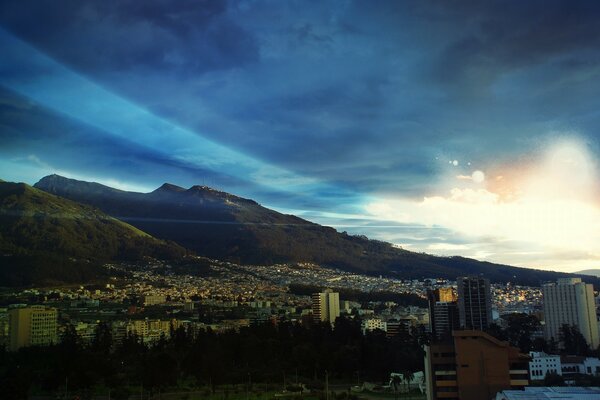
[2,1,600,400]
[2,258,600,399]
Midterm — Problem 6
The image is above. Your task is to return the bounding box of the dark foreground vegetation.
[0,317,427,400]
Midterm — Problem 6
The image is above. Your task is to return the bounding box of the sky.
[1,0,600,273]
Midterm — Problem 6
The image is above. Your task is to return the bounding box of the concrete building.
[561,355,600,378]
[542,278,599,349]
[361,318,387,334]
[143,294,167,306]
[0,308,8,347]
[74,321,97,345]
[457,277,492,330]
[495,386,600,400]
[428,288,460,340]
[432,302,460,340]
[425,330,529,400]
[8,305,58,351]
[528,352,561,380]
[311,289,340,324]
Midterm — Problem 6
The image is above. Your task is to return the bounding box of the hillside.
[0,180,186,286]
[34,174,599,286]
[577,269,600,278]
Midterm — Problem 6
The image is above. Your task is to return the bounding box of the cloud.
[1,1,600,271]
[0,0,258,74]
[365,137,600,271]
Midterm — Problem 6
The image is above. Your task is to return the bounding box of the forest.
[0,317,428,400]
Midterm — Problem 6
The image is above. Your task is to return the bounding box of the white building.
[542,278,599,349]
[561,355,600,377]
[528,351,561,380]
[496,386,600,400]
[361,318,387,334]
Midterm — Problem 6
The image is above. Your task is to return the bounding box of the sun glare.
[366,137,600,271]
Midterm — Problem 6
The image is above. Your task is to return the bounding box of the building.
[542,278,599,349]
[495,386,600,400]
[311,289,340,324]
[428,288,460,340]
[561,355,600,378]
[386,319,402,337]
[430,301,460,340]
[8,305,58,351]
[457,276,492,330]
[361,318,387,334]
[425,330,529,400]
[0,308,8,347]
[429,287,457,304]
[528,352,561,380]
[143,294,167,306]
[73,321,98,345]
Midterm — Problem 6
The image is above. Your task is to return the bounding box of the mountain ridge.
[33,174,600,287]
[576,269,600,278]
[0,179,187,286]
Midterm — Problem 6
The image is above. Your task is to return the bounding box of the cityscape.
[2,1,600,400]
[2,258,600,399]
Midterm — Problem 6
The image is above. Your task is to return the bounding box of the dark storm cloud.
[423,1,600,96]
[1,0,600,203]
[0,0,258,73]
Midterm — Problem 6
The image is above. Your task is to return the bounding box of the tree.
[390,374,402,400]
[543,371,565,386]
[91,322,113,354]
[402,370,414,395]
[560,325,589,356]
[504,313,540,352]
[485,323,507,341]
[531,337,548,352]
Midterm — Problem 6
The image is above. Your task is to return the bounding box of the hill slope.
[0,180,186,286]
[577,269,600,278]
[35,174,597,286]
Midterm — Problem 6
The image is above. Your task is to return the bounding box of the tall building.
[8,305,58,351]
[312,289,340,324]
[428,288,459,340]
[432,302,460,340]
[424,330,529,400]
[542,278,599,349]
[457,276,492,330]
[0,308,8,347]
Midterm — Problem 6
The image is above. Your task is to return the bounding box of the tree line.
[0,316,427,400]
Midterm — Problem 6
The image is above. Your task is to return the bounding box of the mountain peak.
[153,183,185,193]
[37,174,68,184]
[187,185,217,192]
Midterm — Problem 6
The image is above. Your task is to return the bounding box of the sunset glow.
[366,138,600,272]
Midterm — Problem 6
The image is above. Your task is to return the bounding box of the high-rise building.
[457,276,492,330]
[312,289,340,324]
[432,302,460,340]
[0,308,8,347]
[8,305,58,351]
[428,288,460,340]
[542,278,599,349]
[424,330,529,400]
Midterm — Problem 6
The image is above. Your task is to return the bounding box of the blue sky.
[1,1,600,272]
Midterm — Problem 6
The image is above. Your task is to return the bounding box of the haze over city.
[1,1,600,272]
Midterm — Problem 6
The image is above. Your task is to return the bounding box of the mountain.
[576,269,600,278]
[35,174,599,286]
[0,180,186,286]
